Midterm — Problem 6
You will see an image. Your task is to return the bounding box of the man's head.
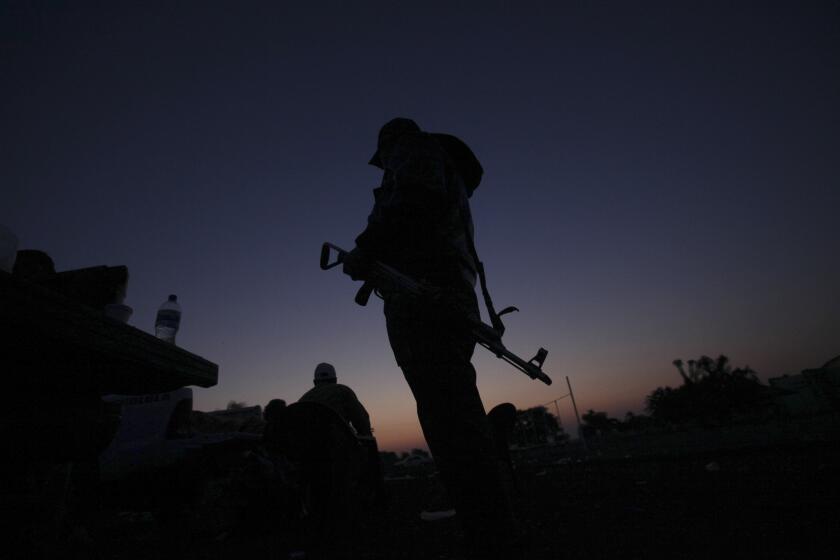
[367,118,484,194]
[368,117,421,168]
[264,399,286,422]
[313,362,337,385]
[12,249,56,280]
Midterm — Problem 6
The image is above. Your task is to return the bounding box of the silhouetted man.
[262,398,288,456]
[343,118,513,556]
[299,362,372,437]
[296,363,386,544]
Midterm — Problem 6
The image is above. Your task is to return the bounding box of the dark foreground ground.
[87,438,839,560]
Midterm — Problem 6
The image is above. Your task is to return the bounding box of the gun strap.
[459,203,506,336]
[439,140,505,337]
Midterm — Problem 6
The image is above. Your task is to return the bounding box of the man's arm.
[322,243,554,386]
[341,386,372,436]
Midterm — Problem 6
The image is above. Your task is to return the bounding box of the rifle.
[320,242,552,386]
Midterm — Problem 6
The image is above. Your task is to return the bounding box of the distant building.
[194,405,264,433]
[206,405,263,420]
[768,355,840,417]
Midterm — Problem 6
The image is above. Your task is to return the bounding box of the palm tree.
[673,359,690,384]
[687,360,698,382]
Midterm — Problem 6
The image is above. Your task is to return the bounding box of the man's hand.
[342,246,373,281]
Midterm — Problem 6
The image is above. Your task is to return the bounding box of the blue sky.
[4,1,838,450]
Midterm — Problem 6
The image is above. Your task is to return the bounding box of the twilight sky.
[3,1,838,451]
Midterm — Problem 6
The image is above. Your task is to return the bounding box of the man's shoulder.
[298,386,319,401]
[391,132,445,160]
[302,383,355,397]
[334,384,358,396]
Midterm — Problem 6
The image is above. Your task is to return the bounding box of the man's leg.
[385,299,513,553]
[401,359,513,548]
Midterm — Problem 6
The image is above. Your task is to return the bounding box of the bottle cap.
[168,294,177,301]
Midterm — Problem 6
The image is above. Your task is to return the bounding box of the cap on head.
[368,117,422,168]
[366,118,484,196]
[313,362,337,384]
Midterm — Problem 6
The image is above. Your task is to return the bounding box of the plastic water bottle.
[155,294,181,344]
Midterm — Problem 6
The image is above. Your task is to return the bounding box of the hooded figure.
[344,118,514,556]
[352,118,481,291]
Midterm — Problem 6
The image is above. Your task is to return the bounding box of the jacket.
[299,383,372,436]
[355,132,477,291]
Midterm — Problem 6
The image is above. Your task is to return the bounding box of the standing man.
[342,118,514,555]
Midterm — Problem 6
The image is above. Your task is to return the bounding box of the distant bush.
[226,400,248,410]
[645,355,766,427]
[511,406,567,447]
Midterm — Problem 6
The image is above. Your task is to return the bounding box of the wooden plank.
[0,271,218,394]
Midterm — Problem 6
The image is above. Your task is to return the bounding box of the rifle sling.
[459,201,506,336]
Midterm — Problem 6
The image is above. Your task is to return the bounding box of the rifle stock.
[320,242,553,386]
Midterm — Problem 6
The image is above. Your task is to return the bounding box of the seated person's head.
[313,362,337,385]
[264,399,286,423]
[13,250,55,279]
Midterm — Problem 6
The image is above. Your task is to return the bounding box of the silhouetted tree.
[581,409,620,437]
[621,411,654,432]
[645,386,687,424]
[511,406,566,447]
[645,354,765,426]
[673,359,690,384]
[379,451,399,471]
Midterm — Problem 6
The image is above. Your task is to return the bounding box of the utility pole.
[566,375,588,452]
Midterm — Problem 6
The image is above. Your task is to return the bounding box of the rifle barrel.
[473,325,552,385]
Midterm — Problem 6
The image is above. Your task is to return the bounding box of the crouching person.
[299,363,372,437]
[283,363,385,557]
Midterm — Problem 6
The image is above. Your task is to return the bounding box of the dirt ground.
[85,438,839,560]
